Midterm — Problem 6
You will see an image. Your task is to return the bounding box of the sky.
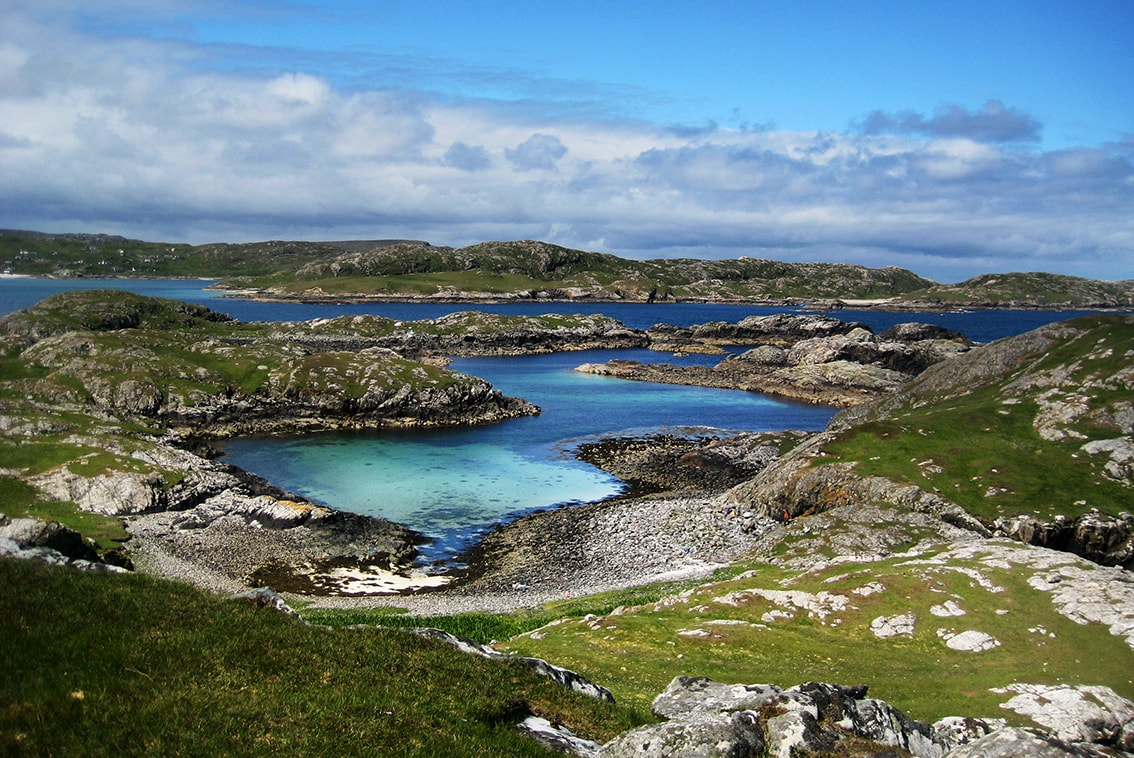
[1,1,1132,282]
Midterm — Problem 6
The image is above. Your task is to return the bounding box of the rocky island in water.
[3,285,1133,757]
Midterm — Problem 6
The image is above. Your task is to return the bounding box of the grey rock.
[764,709,836,757]
[651,677,783,719]
[931,716,1005,752]
[229,587,304,620]
[637,677,952,758]
[944,726,1118,757]
[993,683,1134,750]
[0,515,100,562]
[410,627,614,702]
[599,710,764,757]
[519,716,603,758]
[996,511,1134,569]
[734,345,788,366]
[878,322,971,344]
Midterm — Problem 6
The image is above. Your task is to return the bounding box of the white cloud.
[1,4,1132,282]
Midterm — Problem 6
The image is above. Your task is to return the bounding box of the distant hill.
[0,229,425,279]
[2,230,1131,307]
[222,238,934,303]
[906,272,1134,308]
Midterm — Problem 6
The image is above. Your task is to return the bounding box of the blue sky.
[2,0,1132,281]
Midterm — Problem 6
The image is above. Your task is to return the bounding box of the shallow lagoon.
[220,348,836,562]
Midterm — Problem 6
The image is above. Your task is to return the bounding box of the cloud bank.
[1,5,1131,282]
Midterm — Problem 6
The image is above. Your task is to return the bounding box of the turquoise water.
[221,349,835,563]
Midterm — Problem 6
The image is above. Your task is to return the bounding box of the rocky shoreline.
[3,293,1131,615]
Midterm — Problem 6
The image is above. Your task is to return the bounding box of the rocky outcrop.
[582,317,970,407]
[997,511,1134,569]
[945,727,1125,758]
[646,313,870,348]
[992,683,1134,750]
[0,514,101,564]
[594,676,1133,757]
[599,677,979,757]
[127,492,424,596]
[725,315,1134,569]
[0,515,127,573]
[257,312,650,358]
[575,432,797,495]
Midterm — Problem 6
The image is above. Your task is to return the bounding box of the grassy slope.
[820,314,1134,521]
[0,558,642,757]
[492,544,1134,724]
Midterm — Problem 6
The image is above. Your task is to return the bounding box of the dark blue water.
[3,277,1122,563]
[0,276,1113,342]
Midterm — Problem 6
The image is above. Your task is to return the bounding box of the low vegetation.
[909,272,1134,307]
[0,558,643,756]
[492,543,1134,722]
[821,315,1134,521]
[8,229,1132,306]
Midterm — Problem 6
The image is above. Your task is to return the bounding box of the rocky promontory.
[580,314,972,406]
[724,314,1134,567]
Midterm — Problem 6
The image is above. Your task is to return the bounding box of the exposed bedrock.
[582,316,971,406]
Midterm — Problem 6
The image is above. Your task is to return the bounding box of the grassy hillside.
[493,542,1134,723]
[0,230,420,279]
[820,314,1134,522]
[907,272,1134,307]
[6,230,1131,305]
[0,558,640,756]
[229,239,937,301]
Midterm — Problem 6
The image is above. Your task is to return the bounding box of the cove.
[219,348,839,564]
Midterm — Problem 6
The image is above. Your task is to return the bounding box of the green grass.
[820,393,1128,521]
[304,568,755,645]
[819,316,1134,521]
[495,546,1134,723]
[0,558,644,756]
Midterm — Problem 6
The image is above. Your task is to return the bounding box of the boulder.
[0,515,100,563]
[599,711,764,757]
[944,727,1119,757]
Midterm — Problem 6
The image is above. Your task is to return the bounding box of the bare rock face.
[599,710,764,757]
[945,727,1122,758]
[997,511,1134,569]
[0,515,100,563]
[587,316,971,407]
[992,684,1134,751]
[596,676,1132,758]
[600,677,959,758]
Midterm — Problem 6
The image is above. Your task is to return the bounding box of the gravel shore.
[125,485,778,616]
[302,490,776,615]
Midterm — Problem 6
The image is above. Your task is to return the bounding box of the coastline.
[214,288,1134,313]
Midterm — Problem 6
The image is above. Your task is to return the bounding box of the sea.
[1,277,1118,564]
